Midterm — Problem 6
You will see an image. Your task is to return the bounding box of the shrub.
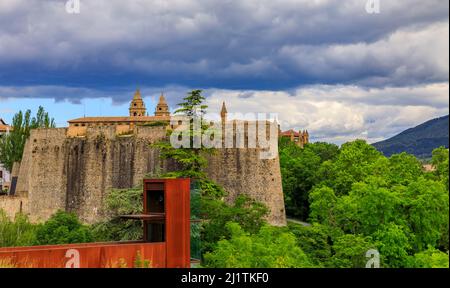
[0,210,37,247]
[204,222,313,268]
[34,210,93,245]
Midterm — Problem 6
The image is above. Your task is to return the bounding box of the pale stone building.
[67,90,172,137]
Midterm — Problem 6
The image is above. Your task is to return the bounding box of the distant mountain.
[372,115,449,158]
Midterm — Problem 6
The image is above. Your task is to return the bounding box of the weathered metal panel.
[0,242,166,268]
[165,178,191,268]
[0,178,191,268]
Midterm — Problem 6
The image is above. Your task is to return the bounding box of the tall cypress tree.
[0,106,55,171]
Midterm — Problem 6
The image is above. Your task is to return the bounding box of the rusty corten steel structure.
[0,178,191,268]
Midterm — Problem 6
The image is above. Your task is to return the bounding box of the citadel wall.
[7,125,286,225]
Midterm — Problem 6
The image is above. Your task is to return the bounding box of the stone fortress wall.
[3,124,286,226]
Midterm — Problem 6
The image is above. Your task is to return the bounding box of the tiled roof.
[68,116,171,123]
[0,125,9,132]
[0,119,10,132]
[280,129,300,137]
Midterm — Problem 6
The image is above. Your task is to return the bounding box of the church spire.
[129,89,146,117]
[221,101,228,122]
[133,89,141,99]
[155,92,170,117]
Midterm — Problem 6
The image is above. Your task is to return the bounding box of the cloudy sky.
[0,0,448,143]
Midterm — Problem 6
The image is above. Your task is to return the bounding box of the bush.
[201,195,268,254]
[329,234,377,268]
[407,247,449,268]
[34,210,93,245]
[0,210,37,247]
[287,222,333,266]
[204,222,314,268]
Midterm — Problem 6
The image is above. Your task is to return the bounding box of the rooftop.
[68,116,171,123]
[280,129,300,137]
[0,119,10,133]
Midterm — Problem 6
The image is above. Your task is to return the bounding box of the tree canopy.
[280,140,449,268]
[0,106,55,171]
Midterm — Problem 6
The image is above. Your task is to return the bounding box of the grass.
[0,258,17,268]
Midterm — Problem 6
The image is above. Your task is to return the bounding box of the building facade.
[280,129,309,148]
[67,90,172,137]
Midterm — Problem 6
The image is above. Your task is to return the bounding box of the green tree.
[279,141,338,219]
[407,247,449,268]
[201,195,268,253]
[0,106,55,171]
[343,179,402,235]
[34,210,93,245]
[90,187,144,241]
[431,146,449,188]
[309,186,337,227]
[281,138,449,268]
[329,234,377,268]
[152,89,212,179]
[0,210,37,247]
[373,223,412,268]
[150,90,269,263]
[386,153,424,186]
[287,222,333,266]
[405,177,449,251]
[318,140,383,195]
[306,142,340,162]
[204,222,313,268]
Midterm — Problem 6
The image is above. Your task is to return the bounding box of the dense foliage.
[152,89,212,179]
[150,91,449,268]
[279,138,339,219]
[201,195,268,254]
[90,187,144,241]
[280,140,449,268]
[34,210,93,245]
[151,90,273,263]
[0,106,55,171]
[0,210,37,247]
[204,222,313,268]
[0,210,94,247]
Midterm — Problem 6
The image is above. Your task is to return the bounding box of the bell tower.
[129,89,146,117]
[155,93,170,117]
[220,101,228,123]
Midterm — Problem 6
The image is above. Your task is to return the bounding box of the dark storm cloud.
[0,0,448,144]
[0,0,448,94]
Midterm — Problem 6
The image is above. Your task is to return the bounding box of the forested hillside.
[372,115,449,158]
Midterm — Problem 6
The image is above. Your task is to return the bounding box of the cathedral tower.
[220,101,228,123]
[155,93,170,117]
[129,89,146,117]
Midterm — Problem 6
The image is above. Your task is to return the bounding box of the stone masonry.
[7,125,286,226]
